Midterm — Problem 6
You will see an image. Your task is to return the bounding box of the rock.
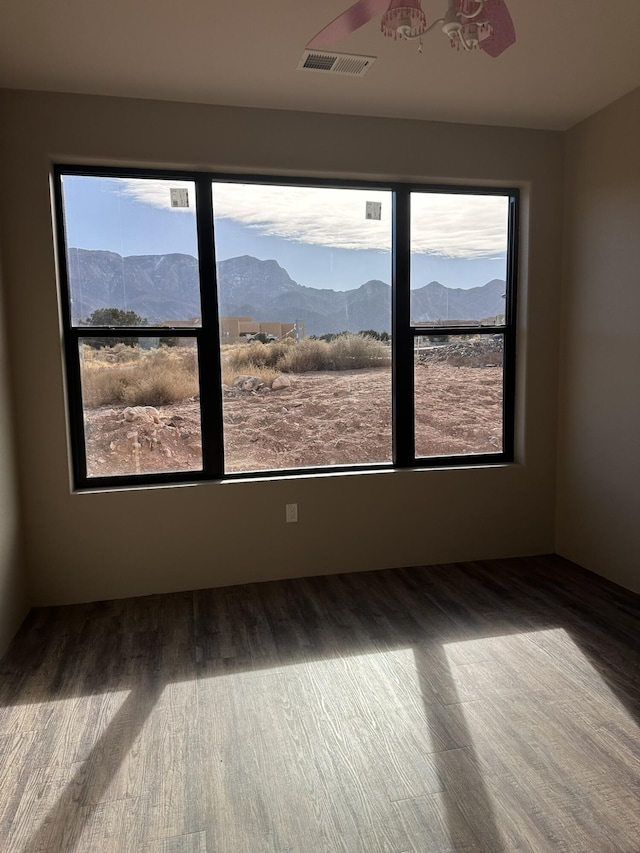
[232,375,262,391]
[416,338,503,369]
[123,405,160,423]
[272,375,291,390]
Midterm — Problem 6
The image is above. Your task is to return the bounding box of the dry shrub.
[278,339,332,373]
[221,364,280,389]
[327,334,390,370]
[222,334,389,379]
[81,345,199,408]
[280,334,389,372]
[226,339,293,372]
[82,342,141,365]
[81,370,131,407]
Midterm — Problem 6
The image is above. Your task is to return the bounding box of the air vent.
[297,50,376,77]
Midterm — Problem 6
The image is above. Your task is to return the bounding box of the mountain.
[67,249,201,324]
[67,249,506,335]
[217,257,393,336]
[411,278,506,325]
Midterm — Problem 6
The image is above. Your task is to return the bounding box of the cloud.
[411,191,508,258]
[212,183,395,252]
[121,179,508,259]
[120,178,197,216]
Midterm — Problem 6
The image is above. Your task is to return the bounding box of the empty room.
[0,1,638,850]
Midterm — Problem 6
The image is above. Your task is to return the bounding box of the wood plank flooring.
[1,555,639,852]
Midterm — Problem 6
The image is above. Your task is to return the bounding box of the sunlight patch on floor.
[199,647,447,840]
[441,628,640,848]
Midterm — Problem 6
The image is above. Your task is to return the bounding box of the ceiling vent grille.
[297,50,376,77]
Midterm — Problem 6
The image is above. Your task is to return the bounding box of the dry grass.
[277,339,333,373]
[221,364,281,388]
[80,344,199,408]
[327,334,390,370]
[221,341,293,387]
[82,335,391,408]
[224,334,389,380]
[226,339,294,372]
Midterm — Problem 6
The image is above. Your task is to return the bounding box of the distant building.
[155,316,305,345]
[219,316,305,344]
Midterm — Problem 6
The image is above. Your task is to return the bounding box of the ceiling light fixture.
[307,0,516,59]
[380,0,427,41]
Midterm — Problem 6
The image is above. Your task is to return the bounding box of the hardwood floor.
[1,555,639,852]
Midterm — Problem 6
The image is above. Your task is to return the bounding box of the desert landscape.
[69,247,508,479]
[81,337,503,478]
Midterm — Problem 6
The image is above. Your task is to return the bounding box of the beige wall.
[557,88,640,591]
[0,89,564,606]
[0,251,27,656]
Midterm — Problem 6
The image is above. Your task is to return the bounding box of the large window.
[54,167,518,489]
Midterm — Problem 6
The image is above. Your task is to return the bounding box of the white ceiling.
[1,0,638,130]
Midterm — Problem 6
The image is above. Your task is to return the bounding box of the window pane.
[78,337,202,478]
[414,334,504,457]
[61,175,201,327]
[212,183,393,473]
[410,193,508,327]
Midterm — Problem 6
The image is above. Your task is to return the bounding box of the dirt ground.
[83,364,503,478]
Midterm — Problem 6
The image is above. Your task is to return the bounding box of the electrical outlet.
[286,503,298,523]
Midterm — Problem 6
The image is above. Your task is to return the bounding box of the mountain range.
[67,249,506,335]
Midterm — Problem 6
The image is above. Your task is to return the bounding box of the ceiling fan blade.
[307,0,391,49]
[479,0,515,57]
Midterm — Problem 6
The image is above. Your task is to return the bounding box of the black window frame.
[53,165,518,491]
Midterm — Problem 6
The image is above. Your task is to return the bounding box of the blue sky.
[62,176,507,291]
